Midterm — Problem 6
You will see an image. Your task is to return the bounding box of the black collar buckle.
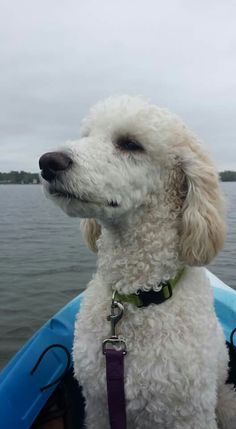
[137,282,173,308]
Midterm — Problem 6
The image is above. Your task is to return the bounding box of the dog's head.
[39,95,225,266]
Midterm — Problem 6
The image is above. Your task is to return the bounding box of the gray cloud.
[0,0,236,171]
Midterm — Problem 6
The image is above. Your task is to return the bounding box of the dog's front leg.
[172,416,218,429]
[84,397,110,429]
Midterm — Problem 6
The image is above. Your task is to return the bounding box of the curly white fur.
[41,96,236,428]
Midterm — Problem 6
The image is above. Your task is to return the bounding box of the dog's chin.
[43,185,120,218]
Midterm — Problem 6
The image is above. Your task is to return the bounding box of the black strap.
[30,343,71,391]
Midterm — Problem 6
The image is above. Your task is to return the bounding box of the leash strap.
[103,294,127,429]
[105,349,127,429]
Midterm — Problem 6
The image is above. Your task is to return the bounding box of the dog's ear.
[80,219,101,253]
[178,135,225,266]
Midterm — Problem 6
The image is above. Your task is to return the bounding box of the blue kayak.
[0,269,236,429]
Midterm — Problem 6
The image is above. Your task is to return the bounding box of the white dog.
[40,96,236,428]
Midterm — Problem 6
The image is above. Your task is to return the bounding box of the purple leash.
[103,296,127,429]
[105,349,127,429]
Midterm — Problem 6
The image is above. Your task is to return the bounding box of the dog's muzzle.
[39,151,73,182]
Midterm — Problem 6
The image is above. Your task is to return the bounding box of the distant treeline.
[0,171,40,184]
[219,171,236,182]
[0,170,236,184]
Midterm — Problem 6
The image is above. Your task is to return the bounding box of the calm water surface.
[0,183,236,368]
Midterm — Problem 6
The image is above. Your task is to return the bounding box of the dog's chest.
[72,282,215,407]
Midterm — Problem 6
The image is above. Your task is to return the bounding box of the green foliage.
[0,171,40,184]
[219,171,236,182]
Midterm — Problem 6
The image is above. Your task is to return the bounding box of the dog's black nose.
[39,152,72,182]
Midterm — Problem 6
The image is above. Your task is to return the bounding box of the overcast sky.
[0,0,236,172]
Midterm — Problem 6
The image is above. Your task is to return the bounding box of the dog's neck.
[96,198,183,294]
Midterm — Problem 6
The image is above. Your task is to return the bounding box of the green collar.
[113,268,185,308]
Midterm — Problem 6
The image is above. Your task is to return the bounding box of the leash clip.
[107,292,124,337]
[103,292,127,355]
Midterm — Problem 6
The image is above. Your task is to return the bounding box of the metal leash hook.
[103,291,127,355]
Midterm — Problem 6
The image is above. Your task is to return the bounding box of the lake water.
[0,183,236,368]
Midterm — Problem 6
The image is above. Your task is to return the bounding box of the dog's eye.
[116,136,144,152]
